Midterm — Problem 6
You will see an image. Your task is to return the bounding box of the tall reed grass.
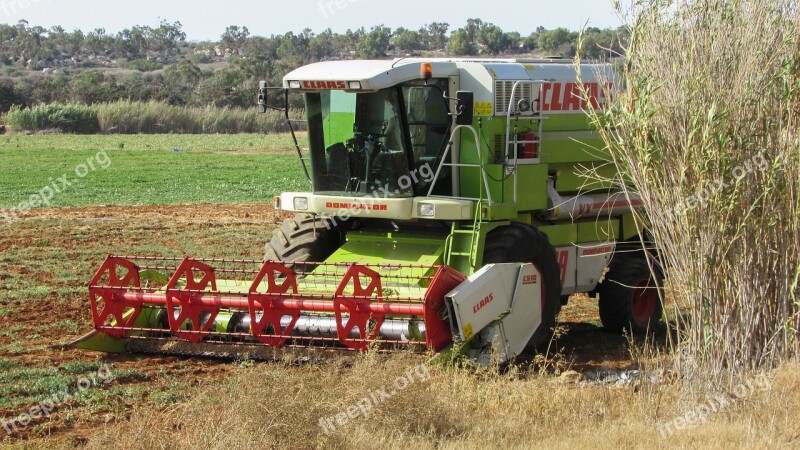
[582,0,800,379]
[3,101,304,134]
[4,103,100,133]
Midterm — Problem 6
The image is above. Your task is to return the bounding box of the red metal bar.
[116,329,417,346]
[112,293,427,316]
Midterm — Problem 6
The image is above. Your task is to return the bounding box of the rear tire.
[482,222,562,351]
[265,214,343,266]
[597,255,663,334]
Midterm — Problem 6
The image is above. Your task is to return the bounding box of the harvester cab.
[73,59,663,365]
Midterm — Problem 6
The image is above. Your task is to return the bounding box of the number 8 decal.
[556,250,570,286]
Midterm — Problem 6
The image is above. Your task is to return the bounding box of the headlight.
[288,80,302,89]
[348,81,362,90]
[418,203,435,217]
[293,197,309,211]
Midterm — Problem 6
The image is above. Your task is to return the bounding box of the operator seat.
[325,143,350,191]
[372,150,408,195]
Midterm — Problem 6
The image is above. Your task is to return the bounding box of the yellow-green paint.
[326,230,448,269]
[536,222,579,247]
[72,331,128,353]
[577,219,619,242]
[552,163,618,193]
[621,212,643,241]
[481,202,519,221]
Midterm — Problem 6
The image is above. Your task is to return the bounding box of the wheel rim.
[632,278,657,324]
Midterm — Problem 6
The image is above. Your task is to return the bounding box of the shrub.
[95,101,303,134]
[582,0,800,378]
[3,101,304,135]
[121,58,164,72]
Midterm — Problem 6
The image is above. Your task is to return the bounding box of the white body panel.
[554,246,578,295]
[494,263,543,358]
[554,242,617,296]
[446,264,521,341]
[277,192,474,221]
[541,182,643,221]
[576,242,616,292]
[444,263,543,364]
[283,58,618,117]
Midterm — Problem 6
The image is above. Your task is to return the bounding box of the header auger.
[74,58,663,364]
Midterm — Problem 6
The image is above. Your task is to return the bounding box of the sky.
[0,0,623,40]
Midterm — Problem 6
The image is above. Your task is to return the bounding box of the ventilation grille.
[494,80,536,115]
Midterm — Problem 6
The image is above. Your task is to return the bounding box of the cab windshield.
[305,81,450,198]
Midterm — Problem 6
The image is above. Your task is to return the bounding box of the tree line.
[0,19,627,115]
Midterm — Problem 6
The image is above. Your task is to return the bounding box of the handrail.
[427,124,494,206]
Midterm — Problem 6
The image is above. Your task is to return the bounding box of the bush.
[583,0,800,377]
[2,100,304,134]
[121,58,164,72]
[95,101,302,134]
[190,53,212,64]
[5,103,100,133]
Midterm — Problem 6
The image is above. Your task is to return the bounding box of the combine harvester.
[73,59,663,364]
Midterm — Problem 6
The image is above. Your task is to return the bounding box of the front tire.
[597,255,663,334]
[264,214,343,267]
[482,222,562,351]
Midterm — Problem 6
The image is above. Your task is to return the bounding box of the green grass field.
[0,134,309,208]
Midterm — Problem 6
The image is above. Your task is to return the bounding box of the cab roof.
[282,58,594,92]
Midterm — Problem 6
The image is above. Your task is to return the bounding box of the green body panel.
[457,111,611,211]
[577,219,620,242]
[541,113,594,132]
[476,165,550,212]
[535,223,578,247]
[539,131,608,164]
[72,306,163,353]
[446,220,507,274]
[458,117,552,212]
[72,331,128,353]
[552,163,618,193]
[621,212,643,241]
[481,202,519,221]
[326,230,447,269]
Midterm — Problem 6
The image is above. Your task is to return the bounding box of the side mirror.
[455,91,474,126]
[258,80,268,113]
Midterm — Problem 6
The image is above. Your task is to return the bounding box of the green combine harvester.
[74,58,662,364]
